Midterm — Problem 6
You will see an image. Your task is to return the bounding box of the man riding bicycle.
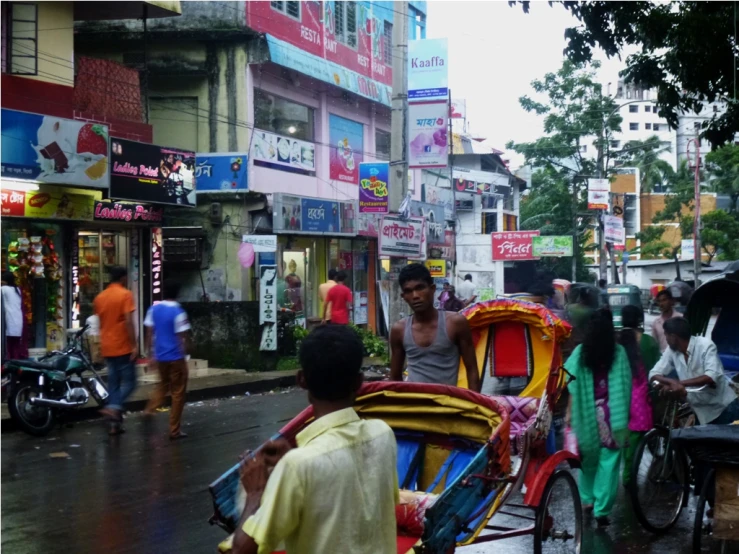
[649,317,739,425]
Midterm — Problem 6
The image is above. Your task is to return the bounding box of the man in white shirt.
[649,317,738,425]
[457,274,477,307]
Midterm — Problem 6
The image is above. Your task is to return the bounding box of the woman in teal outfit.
[565,308,632,527]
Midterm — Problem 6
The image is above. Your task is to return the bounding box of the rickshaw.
[604,284,642,328]
[209,376,582,554]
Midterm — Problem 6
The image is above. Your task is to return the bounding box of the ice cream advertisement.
[408,102,448,169]
[329,114,364,184]
[1,109,110,188]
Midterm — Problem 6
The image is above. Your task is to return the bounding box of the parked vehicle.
[605,284,643,328]
[1,325,109,436]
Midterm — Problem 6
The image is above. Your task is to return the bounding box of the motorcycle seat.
[8,358,68,371]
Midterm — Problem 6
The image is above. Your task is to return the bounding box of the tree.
[706,144,739,215]
[513,1,739,148]
[683,210,739,263]
[617,135,675,193]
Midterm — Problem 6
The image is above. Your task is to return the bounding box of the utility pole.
[688,135,702,286]
[389,1,409,213]
[597,121,608,284]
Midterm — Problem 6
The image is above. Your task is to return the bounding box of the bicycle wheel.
[629,428,689,533]
[534,470,582,554]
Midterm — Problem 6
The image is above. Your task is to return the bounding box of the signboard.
[491,231,540,261]
[532,235,574,257]
[353,291,368,325]
[379,215,425,257]
[252,130,315,172]
[0,189,25,216]
[1,186,98,220]
[604,215,625,244]
[408,102,448,169]
[195,153,247,193]
[681,239,695,261]
[425,259,447,278]
[587,178,610,210]
[242,235,277,253]
[259,265,277,352]
[423,183,454,221]
[272,193,356,236]
[358,212,381,237]
[358,162,389,213]
[301,198,340,233]
[151,228,163,303]
[410,201,445,244]
[1,109,109,188]
[408,38,449,102]
[110,139,195,206]
[329,115,364,183]
[93,201,163,224]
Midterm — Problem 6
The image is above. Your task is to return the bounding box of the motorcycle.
[1,325,109,436]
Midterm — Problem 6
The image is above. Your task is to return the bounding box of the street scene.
[2,1,739,553]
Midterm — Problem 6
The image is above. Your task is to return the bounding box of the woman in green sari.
[565,308,632,527]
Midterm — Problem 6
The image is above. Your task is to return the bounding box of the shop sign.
[532,236,574,257]
[491,231,540,261]
[1,189,25,216]
[272,193,356,236]
[195,153,248,193]
[329,115,364,184]
[151,228,164,303]
[408,39,449,102]
[353,291,368,325]
[259,265,277,352]
[301,198,340,233]
[2,186,97,220]
[1,109,110,188]
[408,102,448,169]
[453,168,509,196]
[358,212,381,238]
[93,201,163,224]
[379,215,425,258]
[252,130,316,172]
[587,178,610,210]
[408,218,429,262]
[110,139,196,206]
[604,215,625,244]
[425,259,447,278]
[358,162,389,213]
[410,201,445,244]
[242,235,277,253]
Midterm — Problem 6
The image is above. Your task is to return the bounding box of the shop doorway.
[280,246,314,323]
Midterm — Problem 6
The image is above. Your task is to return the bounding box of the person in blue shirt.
[143,279,192,440]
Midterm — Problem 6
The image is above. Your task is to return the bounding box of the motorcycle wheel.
[8,383,55,436]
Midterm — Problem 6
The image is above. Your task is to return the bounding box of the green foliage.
[617,135,674,193]
[683,210,739,263]
[292,324,309,352]
[706,144,739,214]
[276,357,301,372]
[349,324,388,358]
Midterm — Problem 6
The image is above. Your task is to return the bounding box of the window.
[645,105,651,112]
[629,122,639,131]
[645,123,652,130]
[383,21,393,65]
[624,194,637,236]
[610,140,621,149]
[270,1,300,20]
[629,105,638,113]
[653,105,658,113]
[335,1,358,48]
[482,212,497,234]
[375,129,391,160]
[653,123,661,132]
[254,89,315,142]
[4,2,38,75]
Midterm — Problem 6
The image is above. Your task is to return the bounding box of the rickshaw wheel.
[693,469,724,554]
[534,469,582,554]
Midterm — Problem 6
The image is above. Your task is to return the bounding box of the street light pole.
[687,137,702,286]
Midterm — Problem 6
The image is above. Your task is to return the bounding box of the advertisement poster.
[358,162,389,213]
[151,228,163,303]
[0,189,25,216]
[252,130,315,172]
[301,198,340,232]
[1,109,109,188]
[532,236,574,257]
[491,231,540,261]
[587,178,610,210]
[2,187,98,221]
[259,265,277,351]
[408,102,448,169]
[604,215,625,244]
[242,235,277,253]
[425,259,447,278]
[379,215,425,257]
[681,239,695,261]
[195,153,248,193]
[353,291,368,325]
[93,201,163,224]
[110,139,195,206]
[408,38,449,102]
[329,114,364,183]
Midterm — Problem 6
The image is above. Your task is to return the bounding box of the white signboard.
[588,178,611,191]
[681,239,695,261]
[353,291,368,325]
[408,38,449,102]
[587,178,610,210]
[242,235,277,252]
[259,265,277,351]
[252,130,315,172]
[379,215,425,257]
[408,102,448,169]
[604,215,625,244]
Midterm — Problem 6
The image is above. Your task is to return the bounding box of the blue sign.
[195,153,248,193]
[301,198,340,233]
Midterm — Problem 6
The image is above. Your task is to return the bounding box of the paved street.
[2,388,700,554]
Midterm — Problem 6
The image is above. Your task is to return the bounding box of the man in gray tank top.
[389,264,481,391]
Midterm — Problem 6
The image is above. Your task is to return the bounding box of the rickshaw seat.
[492,396,539,454]
[490,322,533,378]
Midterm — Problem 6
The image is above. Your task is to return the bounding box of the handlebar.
[651,380,708,394]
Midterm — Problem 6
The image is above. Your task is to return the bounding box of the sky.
[426,1,630,167]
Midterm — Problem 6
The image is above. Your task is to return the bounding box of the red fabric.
[396,535,421,553]
[492,322,529,377]
[326,283,352,324]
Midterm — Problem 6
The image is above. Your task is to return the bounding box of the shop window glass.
[254,89,314,142]
[279,243,317,321]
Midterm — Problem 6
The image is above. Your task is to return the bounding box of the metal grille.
[7,2,38,76]
[383,21,393,65]
[286,1,300,19]
[335,1,357,48]
[163,237,204,268]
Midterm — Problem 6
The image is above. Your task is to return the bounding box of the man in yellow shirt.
[231,325,399,554]
[318,269,338,322]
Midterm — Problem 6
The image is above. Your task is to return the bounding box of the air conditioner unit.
[455,199,474,211]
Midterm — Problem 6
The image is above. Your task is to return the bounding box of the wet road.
[3,389,697,553]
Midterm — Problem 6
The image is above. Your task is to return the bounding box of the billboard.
[110,139,196,206]
[252,130,315,173]
[408,102,448,169]
[358,162,389,213]
[379,215,425,258]
[1,108,109,188]
[491,231,540,261]
[532,235,574,257]
[329,114,364,183]
[408,38,449,102]
[195,153,247,193]
[587,178,610,210]
[604,215,625,244]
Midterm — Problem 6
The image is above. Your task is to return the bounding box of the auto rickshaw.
[605,284,643,328]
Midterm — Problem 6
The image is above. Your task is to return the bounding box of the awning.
[74,1,181,21]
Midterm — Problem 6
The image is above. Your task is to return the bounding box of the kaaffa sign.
[491,231,540,261]
[408,38,449,102]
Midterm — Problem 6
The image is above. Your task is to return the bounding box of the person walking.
[442,286,465,312]
[651,289,683,353]
[2,271,27,362]
[230,325,398,554]
[143,279,192,440]
[322,271,352,325]
[94,266,137,435]
[618,305,659,488]
[565,308,632,527]
[318,269,338,322]
[390,263,480,391]
[457,274,477,307]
